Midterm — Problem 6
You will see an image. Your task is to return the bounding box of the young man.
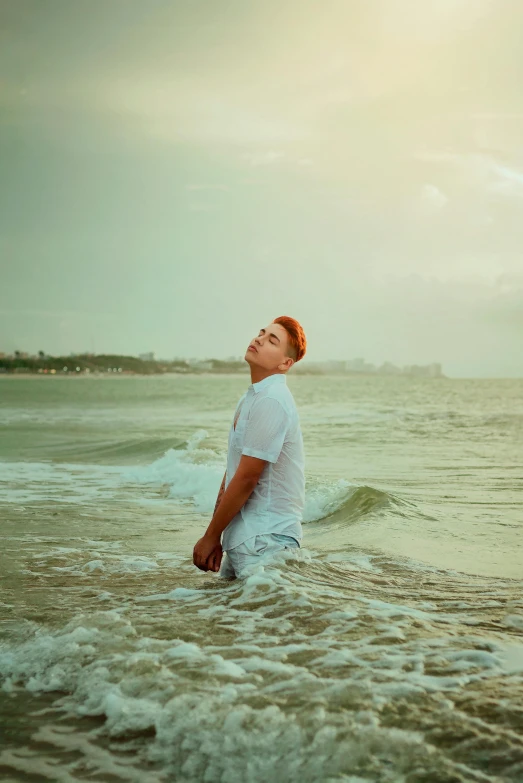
[192,315,307,578]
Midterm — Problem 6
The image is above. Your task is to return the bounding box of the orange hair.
[273,316,307,363]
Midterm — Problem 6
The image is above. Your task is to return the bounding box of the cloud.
[489,163,523,197]
[240,150,285,167]
[420,183,448,211]
[414,149,523,198]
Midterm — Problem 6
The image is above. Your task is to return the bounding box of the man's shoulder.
[262,385,298,416]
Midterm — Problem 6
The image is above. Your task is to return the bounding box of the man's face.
[245,322,293,371]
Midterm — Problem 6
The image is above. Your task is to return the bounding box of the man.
[192,315,307,578]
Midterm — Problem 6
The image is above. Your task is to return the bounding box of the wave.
[305,483,403,527]
[123,430,225,512]
[1,430,419,531]
[43,435,188,465]
[125,432,405,527]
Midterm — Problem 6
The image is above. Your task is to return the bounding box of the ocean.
[1,373,522,782]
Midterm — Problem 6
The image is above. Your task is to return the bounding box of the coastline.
[0,371,251,380]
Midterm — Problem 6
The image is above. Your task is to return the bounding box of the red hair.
[273,316,307,363]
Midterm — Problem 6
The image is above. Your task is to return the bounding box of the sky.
[1,0,523,377]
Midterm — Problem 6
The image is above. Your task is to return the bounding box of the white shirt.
[221,372,305,552]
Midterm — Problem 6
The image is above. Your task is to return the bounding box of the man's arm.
[193,456,267,570]
[213,471,227,517]
[206,457,265,539]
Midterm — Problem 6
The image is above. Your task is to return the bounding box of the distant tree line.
[0,353,249,375]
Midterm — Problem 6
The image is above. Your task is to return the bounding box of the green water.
[0,374,522,782]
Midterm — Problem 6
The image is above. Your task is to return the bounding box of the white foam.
[502,614,523,630]
[1,564,522,782]
[302,479,355,522]
[323,553,381,571]
[137,588,202,603]
[0,460,147,505]
[123,430,225,512]
[496,641,523,674]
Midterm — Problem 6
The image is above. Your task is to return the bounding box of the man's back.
[221,373,305,552]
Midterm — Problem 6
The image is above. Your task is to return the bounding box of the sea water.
[0,373,522,782]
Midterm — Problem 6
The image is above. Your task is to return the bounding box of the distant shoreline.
[0,355,446,379]
[0,372,250,380]
[6,372,517,382]
[1,372,522,380]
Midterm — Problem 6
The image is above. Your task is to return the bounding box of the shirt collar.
[249,373,287,394]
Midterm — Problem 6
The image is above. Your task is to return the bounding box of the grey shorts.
[219,533,300,579]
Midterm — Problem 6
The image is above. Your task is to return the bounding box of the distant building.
[402,363,443,377]
[427,363,443,377]
[294,358,444,377]
[378,362,402,375]
[139,352,155,361]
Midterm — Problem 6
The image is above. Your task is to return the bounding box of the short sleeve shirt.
[221,373,305,552]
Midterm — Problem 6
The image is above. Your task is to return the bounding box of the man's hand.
[193,459,266,573]
[193,534,223,572]
[206,543,223,573]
